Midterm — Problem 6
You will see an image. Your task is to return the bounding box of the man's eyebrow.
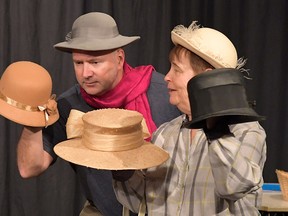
[73,56,101,61]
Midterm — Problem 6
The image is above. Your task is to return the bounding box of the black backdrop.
[0,0,287,215]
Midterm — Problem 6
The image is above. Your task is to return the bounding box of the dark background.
[0,0,287,215]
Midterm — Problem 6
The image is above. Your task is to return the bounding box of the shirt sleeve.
[208,122,267,201]
[113,170,146,213]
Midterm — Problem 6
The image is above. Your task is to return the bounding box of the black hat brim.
[183,108,265,129]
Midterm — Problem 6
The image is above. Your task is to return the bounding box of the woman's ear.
[204,68,213,72]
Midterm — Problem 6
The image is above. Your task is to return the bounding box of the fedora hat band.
[66,110,146,152]
[71,26,119,40]
[0,90,58,126]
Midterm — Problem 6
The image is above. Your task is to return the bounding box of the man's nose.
[83,63,93,77]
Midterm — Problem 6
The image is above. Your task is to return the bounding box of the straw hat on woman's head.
[171,21,243,69]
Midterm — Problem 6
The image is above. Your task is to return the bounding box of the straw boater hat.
[0,61,59,127]
[171,21,246,69]
[54,109,169,170]
[184,68,265,129]
[54,12,140,52]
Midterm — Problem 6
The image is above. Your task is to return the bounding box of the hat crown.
[71,12,119,40]
[192,28,237,68]
[0,61,52,106]
[185,68,264,128]
[82,109,144,152]
[83,108,143,128]
[171,22,238,68]
[191,67,244,89]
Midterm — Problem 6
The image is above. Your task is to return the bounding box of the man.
[113,21,267,215]
[17,12,180,216]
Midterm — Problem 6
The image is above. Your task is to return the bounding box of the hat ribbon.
[37,94,58,127]
[66,109,85,139]
[66,109,150,152]
[0,91,58,127]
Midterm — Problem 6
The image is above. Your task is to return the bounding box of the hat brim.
[54,35,140,52]
[171,31,227,69]
[184,108,265,129]
[0,99,59,127]
[54,139,169,170]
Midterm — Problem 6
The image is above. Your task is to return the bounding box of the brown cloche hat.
[54,12,140,52]
[184,68,265,129]
[54,109,169,170]
[0,61,59,127]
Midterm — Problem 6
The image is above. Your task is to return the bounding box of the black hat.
[184,68,265,129]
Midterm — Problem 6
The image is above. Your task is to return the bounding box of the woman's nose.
[164,69,172,82]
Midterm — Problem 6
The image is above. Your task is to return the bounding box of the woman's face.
[164,50,198,117]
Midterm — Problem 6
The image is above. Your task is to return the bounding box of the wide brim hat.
[0,61,59,127]
[54,12,140,52]
[171,21,238,69]
[183,68,265,129]
[54,109,169,170]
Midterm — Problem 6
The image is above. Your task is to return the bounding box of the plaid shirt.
[114,115,267,216]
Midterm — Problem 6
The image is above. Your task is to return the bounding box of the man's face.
[165,53,198,116]
[72,49,124,96]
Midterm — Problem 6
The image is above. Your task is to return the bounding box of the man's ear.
[116,48,125,66]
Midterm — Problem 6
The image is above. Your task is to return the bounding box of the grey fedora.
[54,12,140,52]
[184,68,265,129]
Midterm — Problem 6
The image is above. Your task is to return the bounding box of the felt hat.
[54,12,140,52]
[0,61,59,127]
[171,21,238,69]
[184,68,265,129]
[54,109,169,170]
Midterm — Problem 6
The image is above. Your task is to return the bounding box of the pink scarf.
[80,62,157,139]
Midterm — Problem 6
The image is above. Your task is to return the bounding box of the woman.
[113,21,266,216]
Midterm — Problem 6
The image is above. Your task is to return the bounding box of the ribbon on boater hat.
[66,109,151,151]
